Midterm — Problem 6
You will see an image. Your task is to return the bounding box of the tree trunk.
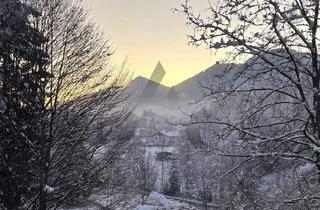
[39,176,47,210]
[315,151,320,184]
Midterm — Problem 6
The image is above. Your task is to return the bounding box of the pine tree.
[0,0,48,209]
[164,163,180,197]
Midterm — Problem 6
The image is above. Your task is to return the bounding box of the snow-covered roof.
[149,130,180,138]
[161,130,180,137]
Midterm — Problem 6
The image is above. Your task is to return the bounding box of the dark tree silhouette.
[0,0,48,209]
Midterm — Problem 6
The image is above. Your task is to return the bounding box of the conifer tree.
[0,0,48,209]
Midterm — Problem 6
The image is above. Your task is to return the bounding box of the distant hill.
[128,76,171,104]
[128,63,240,110]
[174,63,239,101]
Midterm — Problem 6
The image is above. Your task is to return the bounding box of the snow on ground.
[61,191,196,210]
[135,204,158,210]
[149,192,184,209]
[132,192,195,210]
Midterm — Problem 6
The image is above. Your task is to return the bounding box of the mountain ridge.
[129,62,240,103]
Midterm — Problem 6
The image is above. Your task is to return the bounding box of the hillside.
[129,63,240,105]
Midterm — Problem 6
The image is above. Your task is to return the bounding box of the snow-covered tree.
[1,0,132,209]
[179,0,320,208]
[0,1,49,209]
[25,0,132,209]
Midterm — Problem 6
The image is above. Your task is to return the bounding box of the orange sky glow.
[86,0,227,87]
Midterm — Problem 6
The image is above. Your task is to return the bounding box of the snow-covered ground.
[120,192,196,210]
[61,192,197,210]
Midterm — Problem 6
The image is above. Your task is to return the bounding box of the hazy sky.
[86,0,225,86]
